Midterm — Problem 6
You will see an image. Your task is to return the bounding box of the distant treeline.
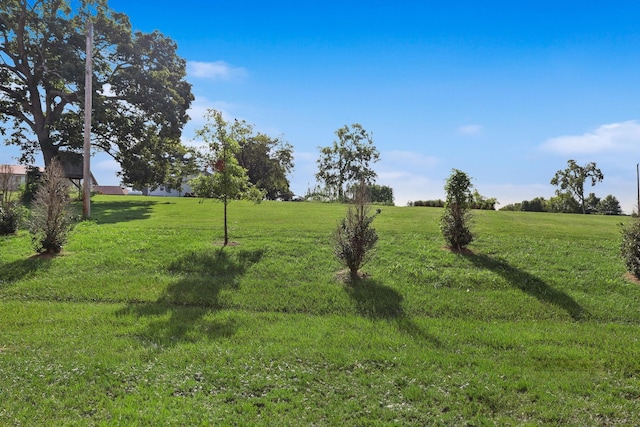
[408,190,498,210]
[500,193,623,215]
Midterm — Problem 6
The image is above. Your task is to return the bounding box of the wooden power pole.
[83,20,93,219]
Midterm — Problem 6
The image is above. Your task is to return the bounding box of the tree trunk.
[223,194,228,246]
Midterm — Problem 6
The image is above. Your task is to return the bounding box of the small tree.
[440,169,473,251]
[190,109,262,246]
[332,181,379,281]
[621,218,640,279]
[29,159,72,254]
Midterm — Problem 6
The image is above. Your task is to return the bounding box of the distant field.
[1,196,639,425]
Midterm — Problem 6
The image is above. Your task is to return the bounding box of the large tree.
[316,123,379,202]
[550,160,604,214]
[0,0,194,188]
[236,130,294,200]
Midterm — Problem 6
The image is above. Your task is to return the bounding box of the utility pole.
[83,20,93,219]
[636,163,640,217]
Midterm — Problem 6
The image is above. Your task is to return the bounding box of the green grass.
[1,196,639,425]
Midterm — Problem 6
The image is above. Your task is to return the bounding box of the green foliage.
[236,132,294,200]
[620,218,640,278]
[547,192,581,213]
[551,160,604,214]
[410,199,445,207]
[585,192,600,214]
[316,123,380,201]
[0,202,26,235]
[348,183,395,206]
[0,164,26,234]
[597,194,622,215]
[190,109,261,245]
[521,197,546,212]
[0,0,193,189]
[29,160,72,254]
[19,166,43,205]
[332,183,379,280]
[499,202,522,211]
[440,169,474,250]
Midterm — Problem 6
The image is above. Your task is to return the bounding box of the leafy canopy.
[236,129,294,201]
[189,109,262,246]
[0,0,194,189]
[316,123,380,202]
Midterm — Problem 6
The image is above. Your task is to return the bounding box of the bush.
[29,159,72,254]
[0,202,26,235]
[332,183,379,281]
[440,169,474,250]
[20,166,43,205]
[621,218,640,279]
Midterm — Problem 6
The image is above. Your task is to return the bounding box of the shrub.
[29,159,72,254]
[20,166,43,205]
[0,202,26,235]
[332,182,379,281]
[440,169,474,251]
[621,218,640,279]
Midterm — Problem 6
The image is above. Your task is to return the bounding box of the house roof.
[0,165,29,175]
[1,164,98,185]
[94,186,128,196]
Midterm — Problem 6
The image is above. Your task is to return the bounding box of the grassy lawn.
[1,195,639,425]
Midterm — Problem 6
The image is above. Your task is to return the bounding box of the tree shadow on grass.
[91,200,157,224]
[463,253,588,321]
[0,255,53,286]
[117,248,264,346]
[344,278,441,346]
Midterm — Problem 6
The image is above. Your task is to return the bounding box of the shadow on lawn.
[344,278,441,346]
[464,253,587,321]
[118,248,264,346]
[0,255,53,285]
[91,200,157,224]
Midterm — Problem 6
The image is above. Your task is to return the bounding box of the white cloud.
[541,120,640,154]
[186,96,237,128]
[457,124,483,136]
[382,150,440,169]
[187,61,248,81]
[377,172,443,206]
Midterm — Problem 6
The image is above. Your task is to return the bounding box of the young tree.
[29,159,72,253]
[316,124,380,202]
[440,169,474,251]
[189,110,261,246]
[550,160,604,214]
[0,0,193,189]
[332,181,379,282]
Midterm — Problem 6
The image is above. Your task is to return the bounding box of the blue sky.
[4,1,640,211]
